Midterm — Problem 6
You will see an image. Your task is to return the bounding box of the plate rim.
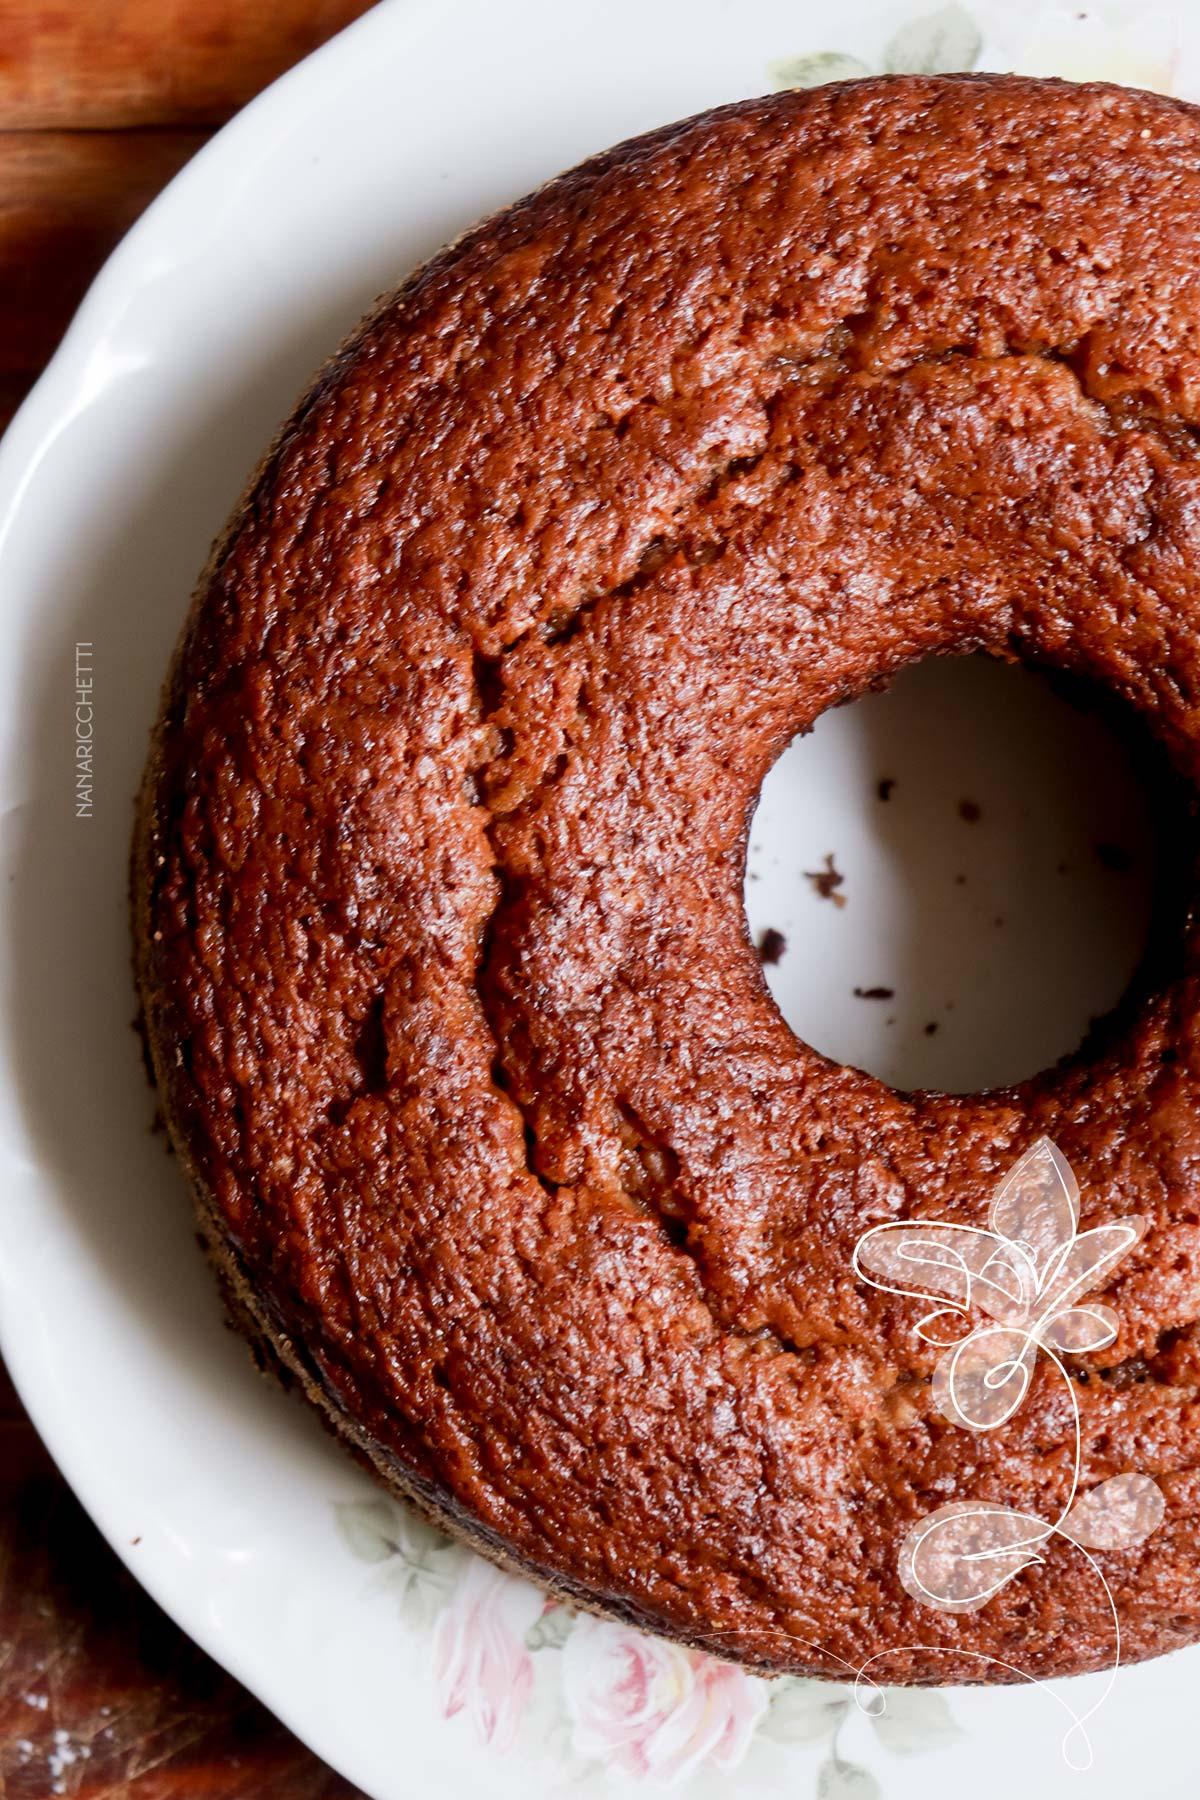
[0,3,461,1791]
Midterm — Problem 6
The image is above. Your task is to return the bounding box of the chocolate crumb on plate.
[958,798,982,823]
[877,777,895,801]
[804,852,846,907]
[757,927,786,965]
[853,985,894,1000]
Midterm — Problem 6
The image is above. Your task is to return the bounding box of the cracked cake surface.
[135,74,1200,1682]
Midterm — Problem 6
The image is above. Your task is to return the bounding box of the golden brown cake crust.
[135,74,1200,1682]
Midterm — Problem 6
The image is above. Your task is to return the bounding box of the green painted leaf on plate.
[760,1678,850,1744]
[769,52,872,91]
[817,1757,883,1800]
[335,1498,403,1564]
[525,1606,575,1652]
[869,1687,964,1754]
[883,4,982,75]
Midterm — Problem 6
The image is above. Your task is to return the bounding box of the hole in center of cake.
[743,654,1171,1094]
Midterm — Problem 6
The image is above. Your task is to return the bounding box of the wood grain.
[0,129,206,430]
[0,1,373,130]
[0,1418,365,1797]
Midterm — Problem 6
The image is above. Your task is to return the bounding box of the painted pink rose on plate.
[432,1559,544,1751]
[561,1616,771,1786]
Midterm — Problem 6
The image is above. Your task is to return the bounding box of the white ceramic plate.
[1,2,1198,1795]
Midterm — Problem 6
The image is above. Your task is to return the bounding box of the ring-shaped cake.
[136,75,1200,1682]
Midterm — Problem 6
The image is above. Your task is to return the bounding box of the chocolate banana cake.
[135,75,1200,1682]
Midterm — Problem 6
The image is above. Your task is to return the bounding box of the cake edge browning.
[129,102,828,1671]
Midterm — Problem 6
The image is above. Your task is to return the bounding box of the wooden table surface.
[0,8,381,1792]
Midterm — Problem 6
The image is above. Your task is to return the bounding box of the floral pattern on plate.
[769,1,981,87]
[769,3,1179,95]
[336,1499,960,1792]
